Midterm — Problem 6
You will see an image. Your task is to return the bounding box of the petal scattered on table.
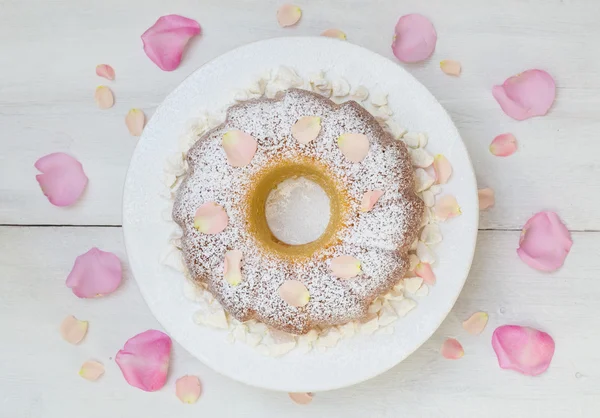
[35,152,88,207]
[66,248,122,298]
[492,325,555,376]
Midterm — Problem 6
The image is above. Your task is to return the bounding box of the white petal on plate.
[390,298,417,317]
[377,303,398,326]
[403,277,424,294]
[359,316,380,335]
[370,92,388,107]
[331,77,350,97]
[410,148,434,168]
[421,224,442,245]
[351,85,369,101]
[338,322,356,337]
[402,132,421,148]
[422,190,435,207]
[409,253,420,271]
[193,302,229,329]
[416,241,436,264]
[160,245,185,272]
[414,168,435,192]
[384,120,408,139]
[415,283,429,297]
[164,152,186,176]
[429,184,441,195]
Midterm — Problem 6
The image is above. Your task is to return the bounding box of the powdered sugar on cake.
[161,67,445,356]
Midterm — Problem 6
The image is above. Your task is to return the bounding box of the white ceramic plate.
[123,37,478,393]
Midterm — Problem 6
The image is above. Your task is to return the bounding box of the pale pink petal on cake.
[277,4,302,27]
[478,188,495,210]
[288,392,313,405]
[79,360,105,381]
[441,338,464,359]
[66,248,122,298]
[492,325,555,376]
[222,130,258,167]
[94,86,114,109]
[35,152,88,207]
[291,116,321,144]
[391,14,437,63]
[115,330,172,392]
[278,280,310,307]
[490,133,517,157]
[330,255,362,279]
[223,250,243,286]
[95,64,115,80]
[194,202,228,234]
[175,375,202,404]
[141,15,201,71]
[360,190,384,212]
[440,60,461,76]
[434,195,461,221]
[517,211,572,272]
[433,154,452,184]
[60,315,88,344]
[462,312,489,335]
[337,133,370,163]
[415,262,436,285]
[125,109,146,136]
[321,29,346,40]
[492,69,556,120]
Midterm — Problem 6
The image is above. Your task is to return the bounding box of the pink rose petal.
[337,133,370,163]
[441,338,464,360]
[35,152,88,207]
[490,133,517,157]
[175,375,202,404]
[222,130,258,167]
[95,64,115,80]
[517,211,572,272]
[478,188,495,210]
[360,190,384,212]
[392,14,437,63]
[278,280,310,307]
[66,248,122,298]
[194,202,228,234]
[223,250,243,286]
[330,255,362,279]
[141,15,201,71]
[433,154,452,184]
[492,325,555,376]
[277,4,302,27]
[434,195,461,221]
[291,116,321,144]
[125,109,146,136]
[462,312,489,335]
[116,330,172,392]
[94,86,114,109]
[60,315,88,344]
[79,360,105,381]
[321,29,346,40]
[415,262,436,285]
[440,60,461,76]
[289,392,313,405]
[492,69,556,121]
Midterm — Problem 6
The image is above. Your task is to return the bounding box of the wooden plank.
[1,226,598,417]
[1,0,600,229]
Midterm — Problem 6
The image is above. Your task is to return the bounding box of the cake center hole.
[265,176,331,246]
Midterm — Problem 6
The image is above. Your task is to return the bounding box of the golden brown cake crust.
[173,89,424,334]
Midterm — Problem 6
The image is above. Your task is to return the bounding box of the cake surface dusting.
[172,89,424,334]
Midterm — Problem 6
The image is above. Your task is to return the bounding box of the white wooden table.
[2,1,599,417]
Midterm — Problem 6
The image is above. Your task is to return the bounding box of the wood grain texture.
[1,226,599,417]
[1,0,599,229]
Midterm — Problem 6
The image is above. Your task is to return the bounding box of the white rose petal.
[368,298,383,314]
[410,237,419,251]
[351,85,369,101]
[316,328,342,348]
[338,322,356,337]
[332,77,351,97]
[422,190,435,207]
[246,332,262,347]
[193,302,228,329]
[415,284,430,297]
[378,304,398,326]
[164,152,186,176]
[415,168,435,192]
[371,92,388,107]
[183,280,206,302]
[385,120,407,139]
[403,277,424,294]
[416,241,436,264]
[410,148,434,168]
[359,316,380,335]
[402,132,421,148]
[418,132,428,148]
[390,298,417,317]
[421,224,442,245]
